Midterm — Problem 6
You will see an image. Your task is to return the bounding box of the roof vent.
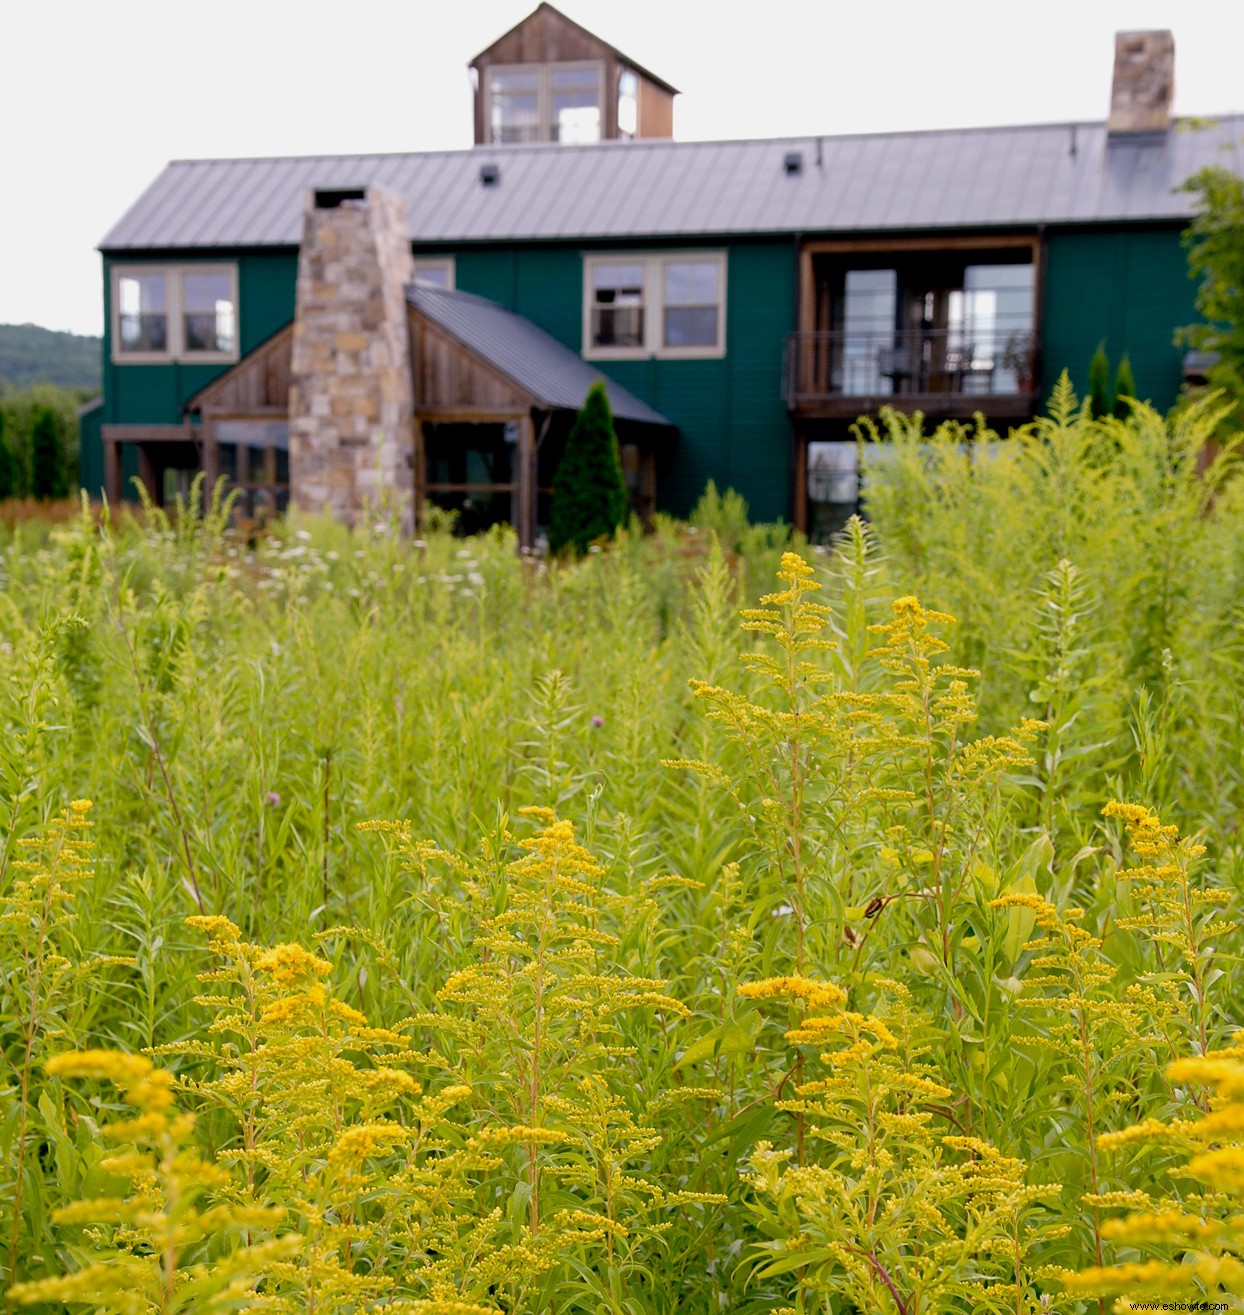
[313,188,367,209]
[479,163,500,186]
[1108,30,1174,136]
[783,151,804,176]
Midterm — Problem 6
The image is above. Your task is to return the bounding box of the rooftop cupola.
[469,2,677,145]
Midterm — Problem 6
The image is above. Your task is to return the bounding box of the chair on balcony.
[876,345,917,395]
[943,344,995,395]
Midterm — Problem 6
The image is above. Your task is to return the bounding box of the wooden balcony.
[783,328,1039,420]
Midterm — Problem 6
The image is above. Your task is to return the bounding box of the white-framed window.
[617,69,638,140]
[412,258,455,290]
[488,62,603,144]
[111,264,238,364]
[583,252,727,360]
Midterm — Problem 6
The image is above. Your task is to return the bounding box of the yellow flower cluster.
[9,1050,296,1312]
[1071,1046,1244,1305]
[737,976,847,1010]
[475,1125,565,1148]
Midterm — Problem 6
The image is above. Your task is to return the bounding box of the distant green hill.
[0,323,101,393]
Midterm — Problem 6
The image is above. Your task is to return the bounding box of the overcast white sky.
[2,0,1240,338]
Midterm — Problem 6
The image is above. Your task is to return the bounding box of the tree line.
[0,384,82,500]
[0,323,100,392]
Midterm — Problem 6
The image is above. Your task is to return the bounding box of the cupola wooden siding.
[469,2,676,144]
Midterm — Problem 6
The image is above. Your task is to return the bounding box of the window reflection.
[183,272,236,354]
[118,274,168,353]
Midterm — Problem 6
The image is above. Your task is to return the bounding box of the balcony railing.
[784,328,1037,408]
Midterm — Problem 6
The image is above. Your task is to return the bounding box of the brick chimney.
[1108,30,1174,136]
[288,186,415,528]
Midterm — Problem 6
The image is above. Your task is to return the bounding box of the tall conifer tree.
[549,382,628,555]
[31,407,61,499]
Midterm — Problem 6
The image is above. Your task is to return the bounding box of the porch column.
[516,413,535,551]
[202,415,221,494]
[137,445,158,505]
[791,426,808,534]
[103,438,121,506]
[412,416,427,531]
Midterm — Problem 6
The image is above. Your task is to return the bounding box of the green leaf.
[677,1017,761,1069]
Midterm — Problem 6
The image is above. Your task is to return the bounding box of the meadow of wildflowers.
[3,381,1244,1312]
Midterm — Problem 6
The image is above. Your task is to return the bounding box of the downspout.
[1032,223,1048,412]
[791,231,807,533]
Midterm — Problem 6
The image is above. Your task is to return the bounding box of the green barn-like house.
[81,9,1241,542]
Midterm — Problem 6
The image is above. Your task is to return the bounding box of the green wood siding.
[88,225,1203,517]
[98,252,298,427]
[78,404,104,499]
[1041,226,1195,411]
[455,240,797,521]
[90,252,298,498]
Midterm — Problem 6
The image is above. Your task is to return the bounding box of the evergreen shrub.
[548,381,627,555]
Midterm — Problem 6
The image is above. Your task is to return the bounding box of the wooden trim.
[790,393,1038,422]
[102,424,193,443]
[801,234,1040,256]
[414,406,531,424]
[424,482,518,494]
[799,245,815,335]
[198,406,288,421]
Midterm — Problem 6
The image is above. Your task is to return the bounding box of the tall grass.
[2,385,1244,1311]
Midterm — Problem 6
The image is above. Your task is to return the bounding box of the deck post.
[516,413,535,551]
[103,438,121,507]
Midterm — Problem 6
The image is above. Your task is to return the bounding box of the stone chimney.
[288,186,415,527]
[1108,30,1174,136]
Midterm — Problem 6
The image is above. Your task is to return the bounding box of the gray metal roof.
[409,283,672,427]
[100,117,1244,251]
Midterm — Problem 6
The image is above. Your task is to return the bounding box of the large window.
[412,258,455,290]
[806,246,1037,399]
[584,253,726,359]
[488,63,603,144]
[112,265,237,363]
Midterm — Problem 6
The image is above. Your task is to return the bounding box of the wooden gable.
[408,302,541,417]
[186,324,293,417]
[183,309,545,423]
[473,3,615,68]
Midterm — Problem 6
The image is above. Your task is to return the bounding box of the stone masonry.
[288,186,415,527]
[1107,31,1175,136]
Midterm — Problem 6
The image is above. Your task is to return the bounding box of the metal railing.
[118,312,168,353]
[784,328,1037,406]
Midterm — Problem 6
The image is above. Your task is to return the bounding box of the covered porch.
[117,286,674,546]
[407,284,674,549]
